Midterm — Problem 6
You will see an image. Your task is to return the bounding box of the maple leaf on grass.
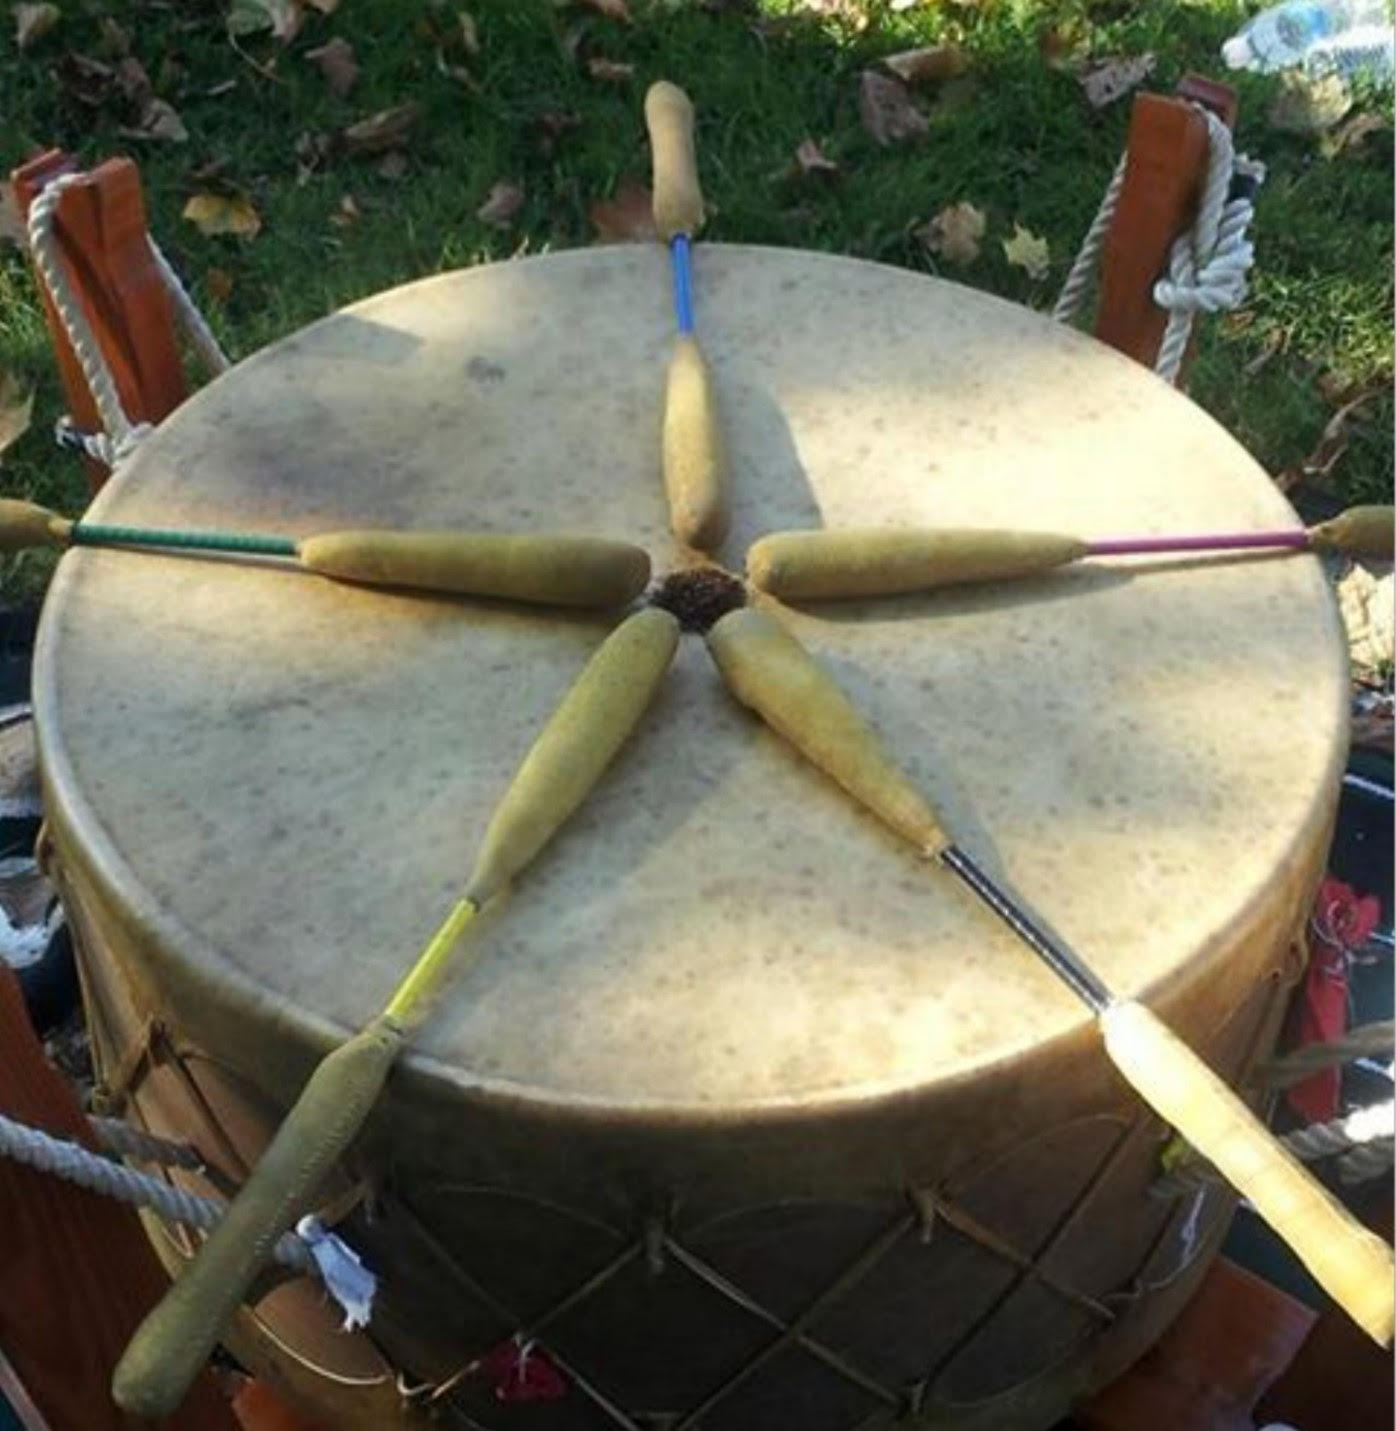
[858,71,928,146]
[0,373,34,462]
[477,182,524,229]
[204,268,235,305]
[184,192,262,238]
[588,179,656,244]
[915,202,985,266]
[306,37,357,97]
[795,139,838,178]
[14,3,59,49]
[1002,223,1049,280]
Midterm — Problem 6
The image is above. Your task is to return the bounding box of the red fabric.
[1285,877,1381,1124]
[476,1338,567,1404]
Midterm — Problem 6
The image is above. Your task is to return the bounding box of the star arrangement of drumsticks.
[5,82,1388,1418]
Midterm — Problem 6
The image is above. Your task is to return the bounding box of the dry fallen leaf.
[1319,109,1390,158]
[14,3,59,49]
[1269,71,1352,133]
[124,98,189,143]
[795,138,839,178]
[53,51,112,105]
[376,150,408,180]
[342,103,422,155]
[0,373,33,461]
[882,44,967,87]
[183,191,261,238]
[1079,53,1155,109]
[435,48,480,90]
[576,0,631,18]
[458,10,480,55]
[227,0,303,42]
[1038,18,1091,71]
[1279,386,1382,487]
[328,193,361,228]
[533,109,581,156]
[588,178,656,243]
[915,201,986,265]
[586,57,633,82]
[305,36,358,96]
[1002,223,1050,280]
[476,181,524,229]
[858,70,928,146]
[205,267,234,304]
[306,0,339,11]
[97,14,129,55]
[115,55,151,105]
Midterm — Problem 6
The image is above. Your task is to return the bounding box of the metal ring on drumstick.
[704,605,1396,1349]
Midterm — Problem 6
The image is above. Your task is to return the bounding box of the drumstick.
[0,500,650,607]
[112,607,681,1417]
[705,606,1396,1347]
[645,81,730,553]
[746,504,1395,600]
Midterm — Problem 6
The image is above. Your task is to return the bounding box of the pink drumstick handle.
[1085,529,1311,557]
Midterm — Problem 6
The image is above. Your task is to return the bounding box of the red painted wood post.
[1094,76,1239,383]
[0,967,237,1429]
[12,151,188,491]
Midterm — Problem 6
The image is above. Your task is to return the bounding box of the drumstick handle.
[1101,999,1396,1347]
[112,1018,405,1417]
[645,81,705,241]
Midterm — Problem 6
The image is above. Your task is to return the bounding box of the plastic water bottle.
[1221,0,1395,80]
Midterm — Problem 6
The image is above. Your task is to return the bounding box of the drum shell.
[43,779,1330,1431]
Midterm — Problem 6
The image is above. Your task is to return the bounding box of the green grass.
[1,0,1391,604]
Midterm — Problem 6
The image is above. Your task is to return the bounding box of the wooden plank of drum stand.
[0,967,237,1430]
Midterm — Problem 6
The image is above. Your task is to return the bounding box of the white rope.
[25,170,230,468]
[1153,1099,1396,1197]
[147,237,231,376]
[1054,106,1266,385]
[1052,152,1128,327]
[88,1114,204,1171]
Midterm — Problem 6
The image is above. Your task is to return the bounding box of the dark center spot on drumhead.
[649,567,746,632]
[466,355,506,384]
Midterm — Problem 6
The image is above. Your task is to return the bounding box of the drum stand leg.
[10,151,188,491]
[1093,75,1238,382]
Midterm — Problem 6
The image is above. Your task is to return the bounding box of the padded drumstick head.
[747,528,1089,600]
[645,80,705,241]
[298,531,651,608]
[0,499,69,551]
[1307,505,1394,562]
[663,336,730,553]
[706,606,950,856]
[465,607,681,906]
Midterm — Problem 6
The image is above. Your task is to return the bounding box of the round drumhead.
[36,244,1345,1112]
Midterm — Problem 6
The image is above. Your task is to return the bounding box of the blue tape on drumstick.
[671,234,694,336]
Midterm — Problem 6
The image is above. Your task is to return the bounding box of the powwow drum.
[34,244,1348,1429]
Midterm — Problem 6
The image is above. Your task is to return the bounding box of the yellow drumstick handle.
[114,608,680,1416]
[645,80,705,241]
[1307,504,1394,561]
[663,336,730,553]
[1101,999,1395,1346]
[705,606,951,855]
[298,531,651,608]
[747,529,1088,600]
[112,1015,406,1417]
[0,499,72,551]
